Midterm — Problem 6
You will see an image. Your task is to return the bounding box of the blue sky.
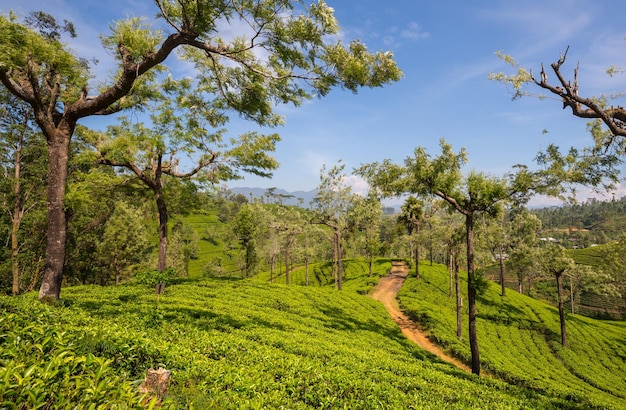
[3,0,626,206]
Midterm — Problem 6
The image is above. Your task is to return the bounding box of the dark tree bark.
[448,250,453,298]
[453,250,462,340]
[534,47,626,139]
[156,189,168,272]
[335,230,343,291]
[10,124,24,295]
[465,214,480,375]
[38,131,71,301]
[498,244,506,297]
[553,269,567,347]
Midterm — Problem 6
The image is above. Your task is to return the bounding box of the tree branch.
[163,152,218,178]
[98,158,157,190]
[534,48,626,138]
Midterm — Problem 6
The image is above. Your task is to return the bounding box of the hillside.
[1,261,625,408]
[399,263,626,409]
[478,245,626,319]
[531,196,626,246]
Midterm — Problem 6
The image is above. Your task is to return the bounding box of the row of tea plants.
[398,263,626,409]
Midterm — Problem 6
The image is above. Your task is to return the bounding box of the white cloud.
[400,22,430,41]
[343,174,370,196]
[528,181,626,208]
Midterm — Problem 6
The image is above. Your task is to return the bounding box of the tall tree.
[348,193,383,277]
[233,202,268,277]
[478,208,542,296]
[540,243,575,347]
[275,206,305,285]
[312,162,356,291]
[0,89,46,295]
[357,139,542,375]
[508,210,542,294]
[397,196,423,279]
[0,3,401,301]
[85,80,279,274]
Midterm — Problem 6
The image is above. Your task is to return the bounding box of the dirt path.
[370,263,471,372]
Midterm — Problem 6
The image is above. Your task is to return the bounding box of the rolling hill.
[1,260,624,408]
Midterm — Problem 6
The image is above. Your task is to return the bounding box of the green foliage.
[101,17,163,63]
[0,299,147,408]
[135,267,177,287]
[399,263,626,409]
[0,274,592,409]
[0,14,88,102]
[99,202,152,283]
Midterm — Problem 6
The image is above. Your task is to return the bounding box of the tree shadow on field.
[318,306,434,361]
[476,294,526,317]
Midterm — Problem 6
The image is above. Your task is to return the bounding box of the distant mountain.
[229,187,318,207]
[229,186,398,214]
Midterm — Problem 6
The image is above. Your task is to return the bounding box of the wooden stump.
[139,367,170,403]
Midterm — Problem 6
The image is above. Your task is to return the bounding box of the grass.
[399,262,626,409]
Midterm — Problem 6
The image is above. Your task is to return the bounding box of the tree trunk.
[11,217,20,295]
[448,250,453,298]
[305,257,309,286]
[465,214,480,375]
[10,128,24,296]
[336,230,343,291]
[555,271,567,347]
[569,276,575,314]
[498,245,506,296]
[38,133,71,302]
[428,223,433,266]
[284,247,290,285]
[414,226,420,279]
[453,250,462,340]
[115,265,121,285]
[156,190,168,272]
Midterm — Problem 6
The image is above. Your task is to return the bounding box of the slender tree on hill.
[397,196,424,279]
[0,89,46,295]
[0,3,401,301]
[312,162,356,291]
[540,243,575,347]
[82,73,281,278]
[349,193,383,277]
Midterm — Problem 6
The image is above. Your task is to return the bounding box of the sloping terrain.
[0,270,595,409]
[399,263,626,409]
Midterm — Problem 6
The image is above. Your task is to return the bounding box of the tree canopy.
[0,2,401,300]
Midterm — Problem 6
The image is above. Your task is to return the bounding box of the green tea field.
[1,260,624,408]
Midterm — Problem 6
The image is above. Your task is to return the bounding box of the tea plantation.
[399,263,626,409]
[1,260,625,408]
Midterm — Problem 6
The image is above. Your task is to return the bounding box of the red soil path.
[370,263,471,373]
